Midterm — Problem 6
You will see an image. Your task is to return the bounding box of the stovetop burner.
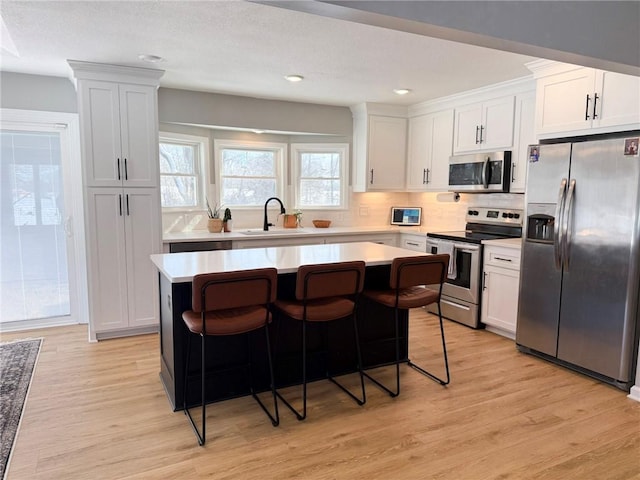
[427,207,523,244]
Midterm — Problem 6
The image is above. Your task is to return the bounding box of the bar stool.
[273,261,366,420]
[182,268,279,446]
[361,254,450,397]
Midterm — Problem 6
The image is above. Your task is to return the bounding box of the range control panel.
[466,207,523,226]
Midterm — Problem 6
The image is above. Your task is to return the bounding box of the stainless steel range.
[426,207,522,328]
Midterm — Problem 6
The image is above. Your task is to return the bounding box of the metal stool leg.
[363,307,401,397]
[248,327,280,426]
[275,319,307,420]
[407,302,450,386]
[184,331,206,446]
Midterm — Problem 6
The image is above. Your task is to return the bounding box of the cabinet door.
[511,92,536,193]
[453,103,483,153]
[80,81,123,187]
[118,84,160,187]
[367,115,407,190]
[481,96,515,151]
[429,109,454,191]
[535,68,596,135]
[594,71,640,129]
[86,188,129,331]
[123,188,161,328]
[481,264,520,335]
[406,115,431,191]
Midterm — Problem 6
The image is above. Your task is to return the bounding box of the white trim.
[68,60,164,85]
[0,109,89,333]
[159,131,211,211]
[628,385,640,403]
[291,143,349,210]
[214,138,288,207]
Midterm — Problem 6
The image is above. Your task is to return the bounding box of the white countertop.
[151,241,428,283]
[481,237,523,249]
[163,226,427,243]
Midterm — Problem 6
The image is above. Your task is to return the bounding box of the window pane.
[300,153,340,178]
[299,179,341,206]
[221,177,276,206]
[222,149,275,176]
[160,175,197,207]
[159,143,195,174]
[39,165,62,225]
[11,164,36,225]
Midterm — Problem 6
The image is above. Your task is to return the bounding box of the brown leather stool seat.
[362,254,451,397]
[273,261,366,420]
[182,268,279,446]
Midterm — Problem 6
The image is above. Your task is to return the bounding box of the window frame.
[158,132,210,212]
[291,143,349,210]
[214,139,287,209]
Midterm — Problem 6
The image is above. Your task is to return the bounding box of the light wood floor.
[2,310,639,480]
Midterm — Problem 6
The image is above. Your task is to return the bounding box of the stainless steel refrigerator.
[517,132,640,390]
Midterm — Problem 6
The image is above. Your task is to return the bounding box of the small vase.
[283,214,298,228]
[223,220,232,232]
[207,218,223,233]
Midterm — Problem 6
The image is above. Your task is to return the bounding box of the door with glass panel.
[1,126,78,327]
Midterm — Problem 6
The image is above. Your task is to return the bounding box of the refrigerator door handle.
[562,179,576,271]
[554,178,568,269]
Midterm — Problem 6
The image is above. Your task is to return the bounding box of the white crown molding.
[350,102,408,118]
[525,59,584,78]
[68,60,164,85]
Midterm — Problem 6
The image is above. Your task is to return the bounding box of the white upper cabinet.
[79,81,159,188]
[406,109,454,191]
[453,96,515,154]
[530,61,640,137]
[351,104,407,192]
[511,92,536,193]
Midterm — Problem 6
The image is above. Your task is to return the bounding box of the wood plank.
[2,309,638,479]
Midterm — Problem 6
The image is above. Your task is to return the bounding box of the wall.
[158,87,353,136]
[0,72,77,112]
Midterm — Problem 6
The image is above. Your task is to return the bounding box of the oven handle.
[427,240,480,252]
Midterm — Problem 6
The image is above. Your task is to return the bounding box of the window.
[159,133,209,209]
[292,143,348,209]
[215,139,286,207]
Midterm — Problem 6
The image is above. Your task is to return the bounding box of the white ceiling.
[0,0,537,107]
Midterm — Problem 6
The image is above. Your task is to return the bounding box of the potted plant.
[206,199,223,233]
[223,207,232,232]
[283,209,302,228]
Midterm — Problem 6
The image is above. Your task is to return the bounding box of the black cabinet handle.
[118,194,122,216]
[483,271,488,291]
[126,194,130,216]
[480,125,484,143]
[593,93,599,119]
[423,169,427,184]
[370,168,374,184]
[475,125,480,144]
[426,168,431,184]
[124,158,128,180]
[117,158,121,180]
[585,94,591,120]
[511,162,516,183]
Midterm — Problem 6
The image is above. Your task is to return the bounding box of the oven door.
[426,239,480,304]
[448,152,511,193]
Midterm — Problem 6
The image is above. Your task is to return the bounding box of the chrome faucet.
[263,197,286,231]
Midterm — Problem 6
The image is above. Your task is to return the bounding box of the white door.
[0,111,86,330]
[453,103,483,153]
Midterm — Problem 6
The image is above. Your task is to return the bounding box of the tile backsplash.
[162,191,524,234]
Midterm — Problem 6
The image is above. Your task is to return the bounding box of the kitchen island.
[151,242,428,410]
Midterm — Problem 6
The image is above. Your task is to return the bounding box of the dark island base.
[159,265,408,411]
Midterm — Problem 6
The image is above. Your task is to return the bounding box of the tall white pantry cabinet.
[69,61,164,340]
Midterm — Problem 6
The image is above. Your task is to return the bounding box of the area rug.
[0,338,42,480]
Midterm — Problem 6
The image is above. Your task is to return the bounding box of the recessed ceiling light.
[138,54,164,63]
[393,88,411,95]
[285,74,304,82]
[253,130,264,134]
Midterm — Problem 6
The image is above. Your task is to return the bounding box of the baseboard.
[96,325,158,340]
[627,385,640,403]
[0,316,81,332]
[484,325,516,340]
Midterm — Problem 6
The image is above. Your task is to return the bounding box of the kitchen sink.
[240,229,311,235]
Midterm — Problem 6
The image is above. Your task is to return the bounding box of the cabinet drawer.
[401,236,426,252]
[484,245,521,270]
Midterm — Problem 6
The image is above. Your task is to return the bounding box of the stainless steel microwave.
[448,151,512,193]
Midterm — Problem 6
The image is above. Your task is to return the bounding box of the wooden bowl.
[312,219,332,228]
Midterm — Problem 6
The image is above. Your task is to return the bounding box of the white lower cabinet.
[481,243,521,338]
[400,233,427,252]
[86,187,161,337]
